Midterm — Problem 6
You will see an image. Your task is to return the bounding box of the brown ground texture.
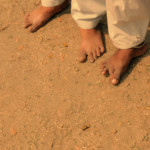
[0,0,150,150]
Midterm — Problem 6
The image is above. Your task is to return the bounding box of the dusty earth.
[0,0,150,150]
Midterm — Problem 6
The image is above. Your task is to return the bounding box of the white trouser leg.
[106,0,150,49]
[71,0,106,29]
[41,0,65,7]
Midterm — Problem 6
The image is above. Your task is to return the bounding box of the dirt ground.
[0,0,150,150]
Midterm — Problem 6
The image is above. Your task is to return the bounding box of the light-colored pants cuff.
[113,39,146,49]
[76,20,100,29]
[41,0,65,7]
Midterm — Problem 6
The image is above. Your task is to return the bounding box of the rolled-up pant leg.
[71,0,106,29]
[41,0,65,7]
[106,0,150,49]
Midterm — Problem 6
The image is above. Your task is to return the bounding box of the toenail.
[112,79,118,85]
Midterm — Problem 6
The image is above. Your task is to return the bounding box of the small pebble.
[144,106,150,111]
[57,17,62,22]
[82,124,91,131]
[11,128,17,135]
[111,129,117,134]
[63,43,68,47]
[17,45,24,51]
[49,54,53,58]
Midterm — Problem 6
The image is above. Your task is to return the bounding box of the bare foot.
[24,0,69,32]
[79,28,105,63]
[101,42,148,85]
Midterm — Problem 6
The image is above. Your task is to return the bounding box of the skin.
[23,1,148,86]
[101,43,148,85]
[24,0,69,32]
[79,28,105,63]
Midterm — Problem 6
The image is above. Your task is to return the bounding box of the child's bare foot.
[101,42,148,85]
[79,28,105,63]
[24,0,69,32]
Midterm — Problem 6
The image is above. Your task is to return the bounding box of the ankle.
[40,6,56,13]
[80,28,98,38]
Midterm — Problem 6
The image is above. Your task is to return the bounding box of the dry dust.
[0,0,150,150]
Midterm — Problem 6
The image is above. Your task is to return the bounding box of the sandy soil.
[0,0,150,150]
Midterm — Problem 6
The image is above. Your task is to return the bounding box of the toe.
[24,15,32,28]
[25,14,30,19]
[100,46,105,54]
[100,62,106,70]
[111,79,119,85]
[93,49,97,60]
[79,50,87,63]
[28,24,40,32]
[88,52,95,63]
[96,47,101,57]
[102,68,108,75]
[101,62,108,75]
[110,69,122,85]
[24,21,31,28]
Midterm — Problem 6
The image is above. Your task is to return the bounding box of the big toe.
[100,46,105,54]
[24,14,32,28]
[28,23,40,32]
[110,69,122,85]
[79,51,87,63]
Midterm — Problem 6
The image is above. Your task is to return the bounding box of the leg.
[71,0,106,63]
[101,0,150,85]
[24,0,69,32]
